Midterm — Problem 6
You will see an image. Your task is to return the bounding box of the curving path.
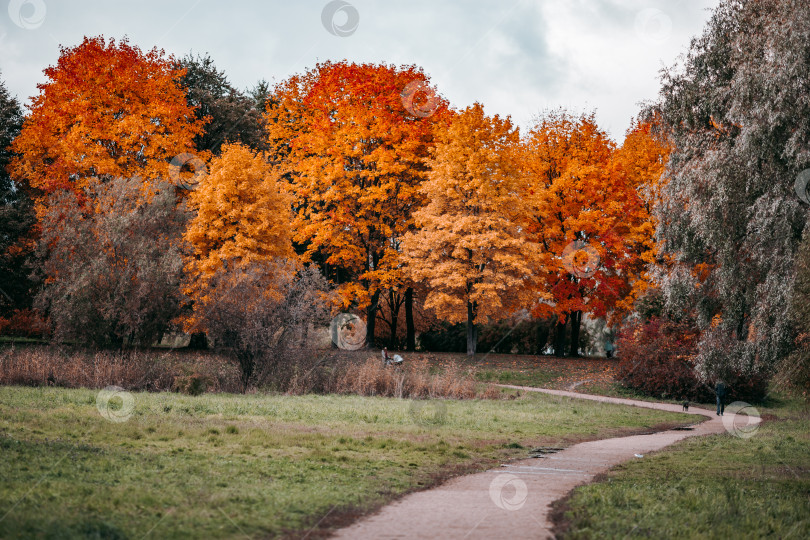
[331,386,757,539]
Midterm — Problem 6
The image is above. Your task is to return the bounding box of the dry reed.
[0,346,500,399]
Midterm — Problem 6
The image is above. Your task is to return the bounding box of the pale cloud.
[0,0,718,141]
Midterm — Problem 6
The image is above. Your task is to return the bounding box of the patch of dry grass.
[0,346,501,400]
[0,345,241,393]
[328,356,483,399]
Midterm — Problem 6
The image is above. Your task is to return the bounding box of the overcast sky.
[0,0,719,141]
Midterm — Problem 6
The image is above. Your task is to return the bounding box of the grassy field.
[0,385,693,539]
[414,352,620,391]
[555,395,810,539]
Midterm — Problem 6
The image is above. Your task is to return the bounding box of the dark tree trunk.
[405,287,416,351]
[366,289,381,349]
[553,314,568,357]
[389,290,399,349]
[569,310,582,357]
[188,332,208,350]
[736,307,748,341]
[466,300,478,356]
[300,323,309,348]
[535,322,550,355]
[238,352,254,392]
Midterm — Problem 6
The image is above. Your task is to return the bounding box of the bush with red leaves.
[617,317,712,402]
[618,317,770,403]
[0,309,48,339]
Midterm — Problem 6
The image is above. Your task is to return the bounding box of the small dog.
[682,400,690,411]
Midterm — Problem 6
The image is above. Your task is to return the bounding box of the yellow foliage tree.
[402,104,532,355]
[183,143,293,322]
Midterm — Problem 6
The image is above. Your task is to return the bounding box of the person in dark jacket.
[715,379,727,416]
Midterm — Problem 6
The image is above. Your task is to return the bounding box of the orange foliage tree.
[11,36,204,204]
[611,118,670,215]
[265,61,449,347]
[183,143,293,326]
[523,111,667,356]
[607,117,671,309]
[401,103,533,355]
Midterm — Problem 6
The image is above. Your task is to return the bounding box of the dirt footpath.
[331,386,757,539]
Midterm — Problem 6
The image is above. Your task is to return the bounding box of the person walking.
[715,379,727,416]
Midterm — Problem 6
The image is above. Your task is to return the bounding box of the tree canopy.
[0,72,35,315]
[402,103,531,354]
[183,142,293,322]
[176,53,268,154]
[11,36,204,202]
[654,0,810,380]
[266,60,450,345]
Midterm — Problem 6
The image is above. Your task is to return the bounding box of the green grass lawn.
[476,367,563,388]
[556,395,810,539]
[464,353,617,391]
[0,385,693,539]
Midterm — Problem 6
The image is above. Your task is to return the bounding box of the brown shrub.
[616,318,707,401]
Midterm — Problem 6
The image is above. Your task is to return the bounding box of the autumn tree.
[194,259,332,390]
[401,103,532,355]
[36,177,188,348]
[176,53,267,154]
[265,61,449,348]
[249,79,272,111]
[785,229,810,400]
[523,111,663,356]
[654,0,810,381]
[523,111,612,356]
[607,117,671,311]
[183,143,332,386]
[0,71,36,315]
[183,143,294,322]
[10,36,204,203]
